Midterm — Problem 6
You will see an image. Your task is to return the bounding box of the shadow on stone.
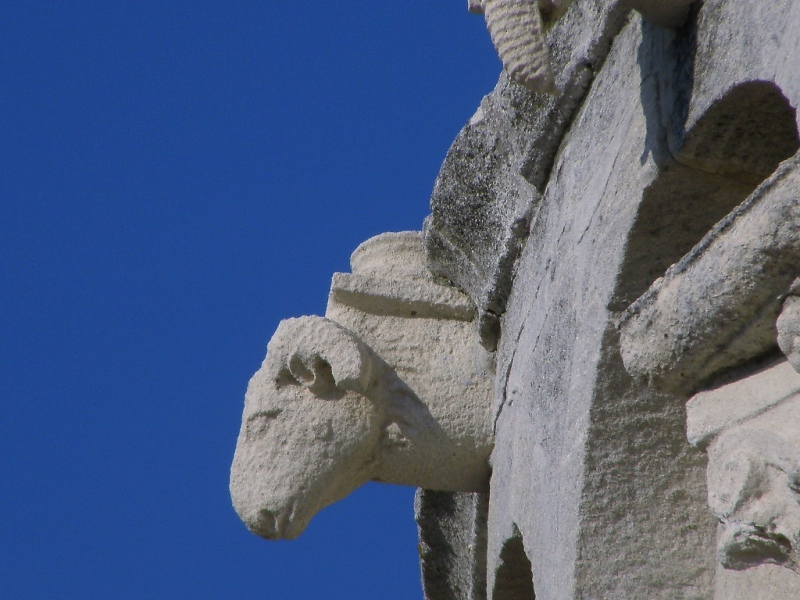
[492,524,535,600]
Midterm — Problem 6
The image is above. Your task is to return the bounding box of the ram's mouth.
[247,500,301,540]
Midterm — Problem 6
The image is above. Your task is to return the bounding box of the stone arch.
[678,80,799,182]
[492,524,535,600]
[612,80,800,311]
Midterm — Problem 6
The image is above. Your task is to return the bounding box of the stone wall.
[419,1,800,598]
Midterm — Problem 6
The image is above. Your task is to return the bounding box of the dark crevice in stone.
[492,524,535,600]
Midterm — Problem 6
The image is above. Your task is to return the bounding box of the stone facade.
[232,1,800,597]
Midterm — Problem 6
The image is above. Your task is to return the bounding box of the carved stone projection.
[431,0,699,353]
[468,0,573,94]
[467,0,695,94]
[230,232,493,540]
[619,154,800,392]
[422,0,800,598]
[678,293,800,586]
[687,360,800,575]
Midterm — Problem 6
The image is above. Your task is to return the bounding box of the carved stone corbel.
[684,291,800,575]
[619,154,800,392]
[687,358,800,574]
[468,0,568,94]
[230,232,494,540]
[617,154,800,577]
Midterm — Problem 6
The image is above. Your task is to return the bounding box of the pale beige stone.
[687,359,800,447]
[471,0,573,94]
[230,232,494,540]
[707,413,800,575]
[687,359,800,582]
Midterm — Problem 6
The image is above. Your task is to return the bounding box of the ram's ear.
[268,316,378,397]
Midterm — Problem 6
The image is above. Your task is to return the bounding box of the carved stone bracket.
[687,358,800,574]
[617,152,800,577]
[619,154,800,392]
[230,232,494,540]
[679,284,800,575]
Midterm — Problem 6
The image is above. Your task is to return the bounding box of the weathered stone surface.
[703,377,800,576]
[686,361,800,597]
[423,1,800,596]
[619,155,800,392]
[424,0,631,351]
[230,232,494,540]
[473,0,575,94]
[683,297,800,595]
[234,0,800,596]
[416,490,489,600]
[687,359,800,447]
[230,316,384,540]
[470,0,694,97]
[714,562,800,600]
[667,0,800,181]
[490,18,720,599]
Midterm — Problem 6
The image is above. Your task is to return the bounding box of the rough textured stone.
[687,359,800,447]
[667,0,800,180]
[714,562,800,600]
[777,285,800,374]
[476,0,555,94]
[489,18,720,598]
[470,0,694,95]
[686,361,800,595]
[706,390,800,575]
[424,0,800,595]
[619,155,800,392]
[627,0,695,27]
[424,0,631,351]
[230,232,494,540]
[416,490,489,600]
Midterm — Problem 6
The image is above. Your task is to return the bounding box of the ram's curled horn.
[478,0,569,94]
[269,316,377,396]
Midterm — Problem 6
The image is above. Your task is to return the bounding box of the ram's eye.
[245,409,282,440]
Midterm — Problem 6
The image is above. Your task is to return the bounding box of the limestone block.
[230,232,494,540]
[686,360,800,588]
[427,0,632,350]
[488,18,722,599]
[687,359,800,448]
[619,154,800,391]
[415,489,489,600]
[471,0,575,94]
[665,0,800,181]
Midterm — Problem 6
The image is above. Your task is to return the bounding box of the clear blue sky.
[1,3,500,598]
